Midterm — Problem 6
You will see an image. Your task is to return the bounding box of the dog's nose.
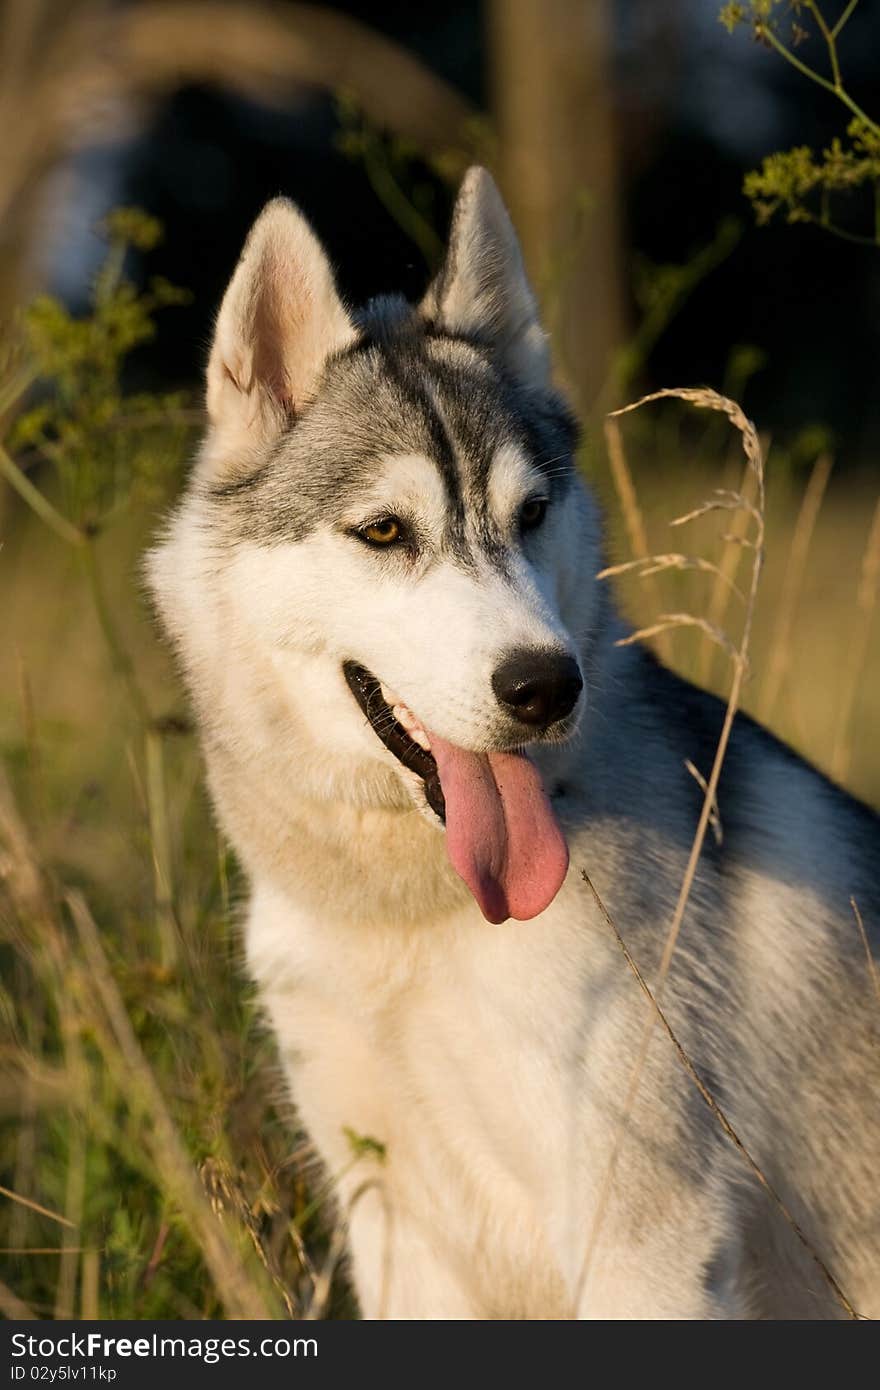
[492,650,583,728]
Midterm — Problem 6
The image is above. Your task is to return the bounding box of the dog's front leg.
[249,922,483,1317]
[341,1179,484,1320]
[574,1192,753,1319]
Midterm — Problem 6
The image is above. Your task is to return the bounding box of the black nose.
[491,650,583,728]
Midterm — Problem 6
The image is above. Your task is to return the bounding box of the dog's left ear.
[421,166,550,388]
[205,198,355,465]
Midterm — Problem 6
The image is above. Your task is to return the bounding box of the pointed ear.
[205,198,355,461]
[421,166,550,387]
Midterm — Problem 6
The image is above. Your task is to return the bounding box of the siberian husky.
[147,168,880,1319]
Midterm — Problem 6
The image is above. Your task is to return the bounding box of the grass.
[0,430,356,1316]
[0,275,878,1320]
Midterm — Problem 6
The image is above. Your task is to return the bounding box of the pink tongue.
[427,734,569,924]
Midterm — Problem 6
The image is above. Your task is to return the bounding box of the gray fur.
[206,299,576,572]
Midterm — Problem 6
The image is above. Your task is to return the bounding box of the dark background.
[46,0,880,460]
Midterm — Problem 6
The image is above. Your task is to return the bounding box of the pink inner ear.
[208,198,355,440]
[251,291,291,405]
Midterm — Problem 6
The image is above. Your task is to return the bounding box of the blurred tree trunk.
[488,0,625,412]
[0,0,477,326]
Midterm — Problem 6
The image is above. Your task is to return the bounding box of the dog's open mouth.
[342,660,570,924]
[343,661,446,821]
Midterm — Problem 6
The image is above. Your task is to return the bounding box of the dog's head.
[156,168,603,923]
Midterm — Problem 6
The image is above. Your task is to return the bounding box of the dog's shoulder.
[628,645,880,937]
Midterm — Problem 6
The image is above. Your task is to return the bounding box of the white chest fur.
[245,876,613,1317]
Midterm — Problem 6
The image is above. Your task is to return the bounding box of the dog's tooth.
[378,681,403,706]
[393,703,417,731]
[392,703,431,751]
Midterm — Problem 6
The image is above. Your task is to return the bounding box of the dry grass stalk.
[50,980,91,1319]
[145,728,179,970]
[8,1071,38,1250]
[80,1247,100,1320]
[615,612,741,664]
[577,386,765,1306]
[672,488,763,531]
[305,1222,350,1322]
[696,465,761,687]
[603,415,671,662]
[759,452,834,726]
[598,551,745,601]
[2,756,289,1319]
[0,1277,36,1320]
[0,1043,84,1107]
[684,759,722,845]
[0,786,100,1321]
[831,493,880,782]
[0,1182,75,1229]
[305,1176,393,1322]
[1,1247,91,1256]
[0,442,83,548]
[850,898,880,1009]
[581,871,864,1321]
[202,1155,298,1318]
[66,890,279,1320]
[53,1121,85,1318]
[0,765,55,933]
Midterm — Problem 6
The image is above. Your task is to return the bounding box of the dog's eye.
[519,497,548,533]
[360,516,403,547]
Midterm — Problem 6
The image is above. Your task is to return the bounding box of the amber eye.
[361,516,402,546]
[519,497,548,532]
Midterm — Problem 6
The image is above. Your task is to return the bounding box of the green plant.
[721,1,880,246]
[5,209,192,536]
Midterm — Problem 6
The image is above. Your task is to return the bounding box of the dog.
[147,167,880,1319]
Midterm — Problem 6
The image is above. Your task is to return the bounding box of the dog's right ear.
[204,199,354,468]
[421,167,550,388]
